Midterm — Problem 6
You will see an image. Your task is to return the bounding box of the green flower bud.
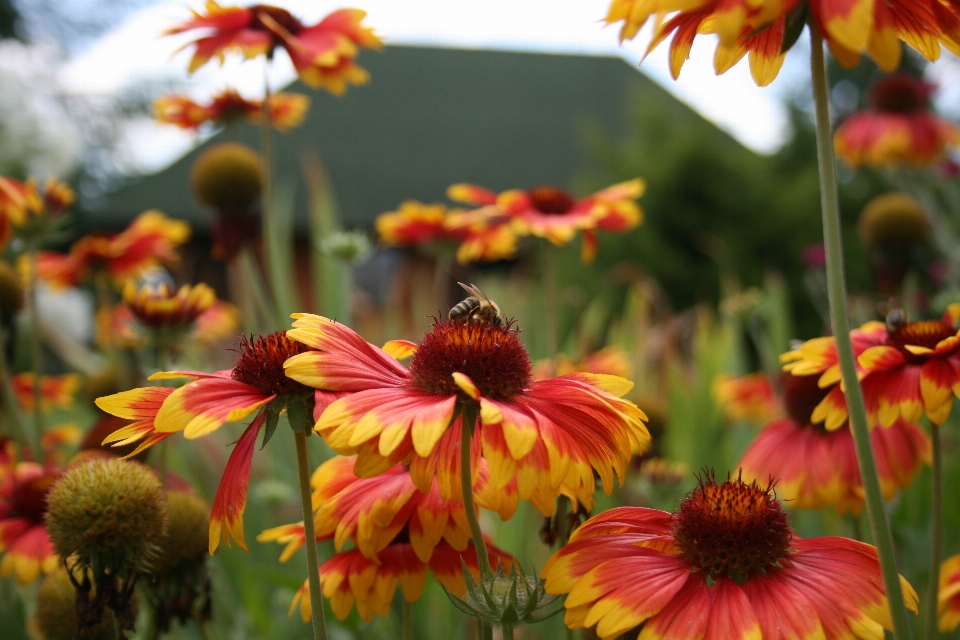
[191,142,263,213]
[320,230,371,264]
[859,192,930,250]
[150,491,209,576]
[34,568,118,640]
[45,459,168,575]
[444,561,561,630]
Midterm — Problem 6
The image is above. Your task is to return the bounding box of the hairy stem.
[294,428,329,640]
[809,27,912,640]
[460,403,491,580]
[923,421,942,640]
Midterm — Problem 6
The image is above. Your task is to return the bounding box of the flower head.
[836,75,960,167]
[376,200,465,248]
[155,88,309,131]
[0,176,72,244]
[542,472,918,639]
[11,373,80,414]
[450,180,644,263]
[939,553,960,632]
[604,0,960,87]
[782,305,960,428]
[859,192,930,250]
[284,315,649,515]
[0,462,60,584]
[168,3,381,93]
[33,210,190,289]
[122,279,216,332]
[97,332,319,553]
[713,372,782,423]
[739,373,929,514]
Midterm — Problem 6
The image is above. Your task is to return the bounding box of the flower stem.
[460,403,491,580]
[808,27,912,640]
[238,245,276,331]
[541,242,559,358]
[0,325,35,458]
[923,421,942,640]
[26,245,43,443]
[502,623,515,639]
[401,599,412,640]
[293,428,329,640]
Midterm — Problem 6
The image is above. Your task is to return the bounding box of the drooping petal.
[209,412,266,554]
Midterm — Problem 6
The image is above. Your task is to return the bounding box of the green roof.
[87,44,743,232]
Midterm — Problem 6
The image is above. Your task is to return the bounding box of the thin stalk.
[195,617,212,640]
[238,246,276,331]
[502,623,515,640]
[923,421,942,640]
[0,327,35,458]
[434,253,452,313]
[294,429,329,640]
[26,246,43,441]
[402,599,412,640]
[809,27,912,639]
[541,243,559,358]
[259,66,288,329]
[460,403,491,580]
[155,331,172,483]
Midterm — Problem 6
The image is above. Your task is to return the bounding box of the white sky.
[58,0,955,172]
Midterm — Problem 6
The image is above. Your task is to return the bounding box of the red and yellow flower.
[33,210,190,289]
[0,176,72,246]
[739,373,929,514]
[0,461,61,584]
[939,553,960,632]
[535,346,634,382]
[782,305,960,428]
[97,332,321,553]
[154,89,309,132]
[375,200,465,248]
[835,74,960,167]
[603,0,960,86]
[11,373,81,413]
[448,180,644,263]
[292,540,512,623]
[712,372,782,423]
[167,3,381,94]
[283,315,649,515]
[542,472,918,639]
[122,280,216,331]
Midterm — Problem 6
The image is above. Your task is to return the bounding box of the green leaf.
[780,4,807,54]
[260,408,280,448]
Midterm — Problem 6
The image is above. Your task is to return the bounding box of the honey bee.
[885,308,908,333]
[448,282,505,326]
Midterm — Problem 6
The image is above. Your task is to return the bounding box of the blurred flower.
[940,554,960,632]
[712,373,781,423]
[603,0,960,86]
[0,176,72,244]
[122,280,216,332]
[636,457,689,485]
[443,206,519,264]
[739,373,929,514]
[97,332,320,553]
[835,75,960,167]
[542,472,918,639]
[101,299,240,348]
[534,346,633,381]
[320,230,371,264]
[154,88,309,131]
[284,315,649,512]
[32,210,191,288]
[40,178,74,218]
[292,539,511,623]
[782,305,960,428]
[449,180,644,263]
[191,301,242,343]
[167,4,381,94]
[859,192,930,250]
[0,461,61,584]
[258,455,517,565]
[802,243,826,269]
[11,373,80,413]
[376,200,463,247]
[0,260,23,321]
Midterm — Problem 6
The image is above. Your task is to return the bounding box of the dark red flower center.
[528,187,575,215]
[408,319,532,402]
[888,320,957,361]
[870,74,932,114]
[232,332,309,397]
[10,471,57,523]
[782,373,830,427]
[671,471,792,583]
[250,5,305,34]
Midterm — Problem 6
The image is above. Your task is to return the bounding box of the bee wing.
[459,282,492,303]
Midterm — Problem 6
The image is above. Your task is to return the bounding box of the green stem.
[434,253,452,314]
[402,599,412,640]
[502,623,515,640]
[460,403,491,581]
[923,421,942,640]
[294,428,329,640]
[554,495,571,548]
[27,246,43,443]
[541,243,559,358]
[0,326,35,458]
[238,246,276,332]
[809,27,912,640]
[260,67,287,329]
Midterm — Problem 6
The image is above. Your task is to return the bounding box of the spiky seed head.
[45,459,168,575]
[150,491,210,576]
[190,142,263,213]
[859,192,930,250]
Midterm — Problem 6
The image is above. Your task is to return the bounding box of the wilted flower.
[11,373,81,413]
[155,88,309,131]
[34,567,122,640]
